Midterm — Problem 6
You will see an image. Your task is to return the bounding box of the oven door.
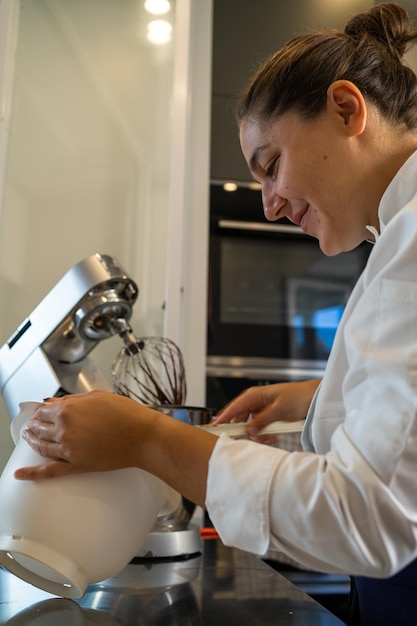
[208,216,370,362]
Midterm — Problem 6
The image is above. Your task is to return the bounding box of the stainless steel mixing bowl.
[152,405,215,426]
[151,406,216,526]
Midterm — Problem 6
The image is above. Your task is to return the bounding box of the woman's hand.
[212,379,321,440]
[14,391,156,480]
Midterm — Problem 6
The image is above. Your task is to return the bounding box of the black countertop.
[0,538,347,625]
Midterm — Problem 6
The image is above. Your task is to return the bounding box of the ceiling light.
[144,0,171,16]
[147,20,172,45]
[223,182,238,192]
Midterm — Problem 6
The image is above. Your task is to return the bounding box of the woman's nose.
[262,183,286,221]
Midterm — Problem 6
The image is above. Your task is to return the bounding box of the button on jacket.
[206,149,417,578]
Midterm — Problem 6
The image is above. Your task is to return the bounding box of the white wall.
[0,0,212,470]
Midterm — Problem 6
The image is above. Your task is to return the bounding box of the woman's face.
[239,107,374,256]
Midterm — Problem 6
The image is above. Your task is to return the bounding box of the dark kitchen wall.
[210,0,415,183]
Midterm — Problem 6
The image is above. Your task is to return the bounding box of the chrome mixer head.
[41,277,140,364]
[0,254,142,418]
[74,283,137,342]
[70,283,145,359]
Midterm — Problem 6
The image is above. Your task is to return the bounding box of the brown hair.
[236,3,417,131]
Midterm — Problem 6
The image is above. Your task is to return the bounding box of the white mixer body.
[0,255,202,564]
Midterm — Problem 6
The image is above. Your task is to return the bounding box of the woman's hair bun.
[344,2,416,60]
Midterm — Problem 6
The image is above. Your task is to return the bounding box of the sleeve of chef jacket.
[206,203,417,578]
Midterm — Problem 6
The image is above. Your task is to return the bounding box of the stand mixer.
[0,253,202,560]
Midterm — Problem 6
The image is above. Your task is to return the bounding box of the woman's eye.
[265,158,279,178]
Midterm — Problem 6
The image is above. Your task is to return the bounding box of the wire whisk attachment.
[111,336,187,406]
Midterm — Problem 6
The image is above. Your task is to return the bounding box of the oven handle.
[218,219,305,235]
[206,364,325,381]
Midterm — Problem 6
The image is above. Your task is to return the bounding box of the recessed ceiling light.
[147,20,172,45]
[144,0,171,16]
[223,182,238,192]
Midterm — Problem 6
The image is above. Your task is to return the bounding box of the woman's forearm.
[138,410,218,507]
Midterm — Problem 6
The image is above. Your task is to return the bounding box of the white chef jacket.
[206,149,417,578]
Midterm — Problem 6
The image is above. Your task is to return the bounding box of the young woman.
[14,4,417,624]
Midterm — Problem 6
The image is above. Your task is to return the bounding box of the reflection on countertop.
[0,538,347,625]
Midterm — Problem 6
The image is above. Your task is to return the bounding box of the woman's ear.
[327,80,367,136]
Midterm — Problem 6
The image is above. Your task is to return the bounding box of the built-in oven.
[206,182,372,412]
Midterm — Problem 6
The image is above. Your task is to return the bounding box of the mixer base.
[136,523,202,559]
